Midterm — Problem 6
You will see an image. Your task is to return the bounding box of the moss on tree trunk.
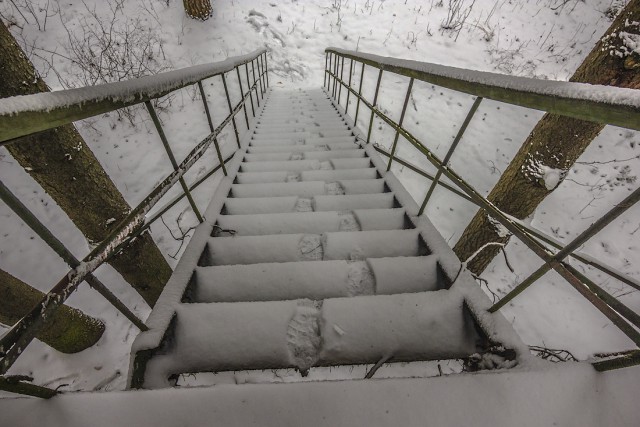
[453,1,640,274]
[0,269,105,353]
[183,0,212,21]
[0,21,171,306]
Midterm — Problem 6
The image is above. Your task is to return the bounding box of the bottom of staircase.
[1,362,637,427]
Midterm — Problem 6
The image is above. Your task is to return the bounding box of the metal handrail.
[325,48,640,372]
[326,47,640,131]
[0,49,269,397]
[0,49,266,144]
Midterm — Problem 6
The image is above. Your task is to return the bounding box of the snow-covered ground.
[0,0,638,393]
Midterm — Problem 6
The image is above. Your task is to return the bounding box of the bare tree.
[0,20,172,306]
[183,0,212,21]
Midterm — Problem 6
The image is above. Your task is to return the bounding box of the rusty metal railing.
[0,49,270,398]
[325,47,640,372]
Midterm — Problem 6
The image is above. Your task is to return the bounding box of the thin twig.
[364,353,393,379]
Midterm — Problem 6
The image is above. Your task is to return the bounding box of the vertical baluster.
[236,67,250,129]
[264,52,269,88]
[338,56,345,105]
[355,62,365,124]
[221,74,242,149]
[145,101,204,222]
[328,53,333,92]
[251,59,261,106]
[331,54,340,99]
[324,52,329,89]
[418,96,483,215]
[253,59,264,101]
[244,63,256,117]
[345,58,354,116]
[366,69,384,144]
[198,81,227,176]
[258,54,266,94]
[387,78,414,171]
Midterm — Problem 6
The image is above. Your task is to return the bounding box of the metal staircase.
[0,46,639,426]
[129,87,518,389]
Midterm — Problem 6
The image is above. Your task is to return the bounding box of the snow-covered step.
[221,193,396,215]
[229,179,386,198]
[247,142,357,153]
[235,169,377,184]
[258,112,342,119]
[313,193,397,211]
[239,158,371,172]
[244,149,365,162]
[256,117,346,126]
[253,130,353,140]
[260,111,339,117]
[255,121,345,130]
[192,255,442,303]
[143,291,478,383]
[249,135,357,146]
[201,229,427,266]
[215,208,408,236]
[222,197,301,215]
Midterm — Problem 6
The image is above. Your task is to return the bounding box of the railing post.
[0,180,148,331]
[245,63,256,117]
[236,67,250,129]
[258,54,266,94]
[333,53,339,99]
[355,62,365,124]
[324,52,329,89]
[251,59,261,106]
[345,58,354,115]
[145,101,204,223]
[387,78,414,171]
[366,69,384,144]
[328,53,333,92]
[338,56,345,106]
[221,74,242,149]
[264,52,269,88]
[490,185,640,312]
[418,96,483,214]
[197,81,228,176]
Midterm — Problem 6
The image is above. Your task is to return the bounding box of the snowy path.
[129,88,525,390]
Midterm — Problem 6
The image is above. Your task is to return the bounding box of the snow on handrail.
[0,48,267,144]
[326,47,640,131]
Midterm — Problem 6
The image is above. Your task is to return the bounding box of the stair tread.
[222,193,396,214]
[203,229,427,266]
[193,255,442,303]
[244,149,365,162]
[216,208,408,235]
[236,168,377,184]
[143,291,479,387]
[230,179,386,198]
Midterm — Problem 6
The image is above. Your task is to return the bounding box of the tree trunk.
[453,1,640,274]
[0,269,105,353]
[0,21,171,306]
[183,0,212,21]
